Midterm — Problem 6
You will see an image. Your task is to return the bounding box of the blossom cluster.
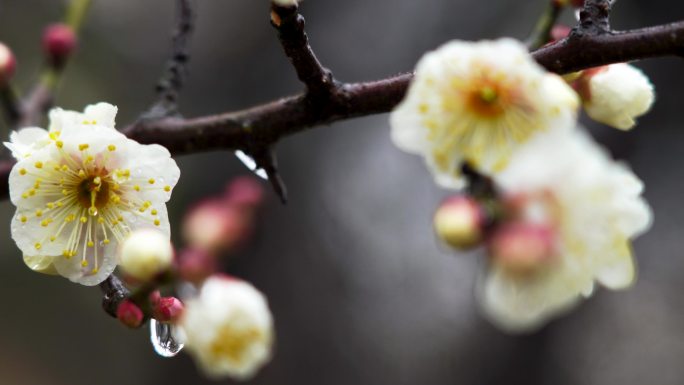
[391,38,654,332]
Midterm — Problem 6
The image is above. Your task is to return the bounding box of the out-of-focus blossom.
[225,176,265,208]
[433,195,486,250]
[120,228,174,282]
[390,38,579,189]
[0,42,16,84]
[4,103,180,285]
[576,64,655,130]
[478,129,652,332]
[183,199,253,253]
[179,276,274,380]
[272,0,299,6]
[177,247,218,284]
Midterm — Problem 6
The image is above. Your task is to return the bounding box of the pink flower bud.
[116,300,144,329]
[488,223,557,273]
[434,195,486,250]
[0,42,16,85]
[225,176,265,208]
[153,297,184,324]
[183,199,253,253]
[42,24,77,66]
[149,290,162,305]
[177,247,218,283]
[550,25,572,42]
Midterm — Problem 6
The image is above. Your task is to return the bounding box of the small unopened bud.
[225,176,265,208]
[489,223,556,273]
[117,300,144,329]
[434,195,486,250]
[579,63,655,130]
[183,200,253,253]
[153,296,184,323]
[42,24,77,67]
[120,228,174,281]
[0,42,16,85]
[177,247,218,283]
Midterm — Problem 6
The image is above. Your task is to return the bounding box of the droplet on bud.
[150,319,184,357]
[434,195,486,250]
[488,222,556,273]
[42,23,77,67]
[0,42,16,85]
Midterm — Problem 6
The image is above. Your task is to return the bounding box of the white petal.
[83,102,118,128]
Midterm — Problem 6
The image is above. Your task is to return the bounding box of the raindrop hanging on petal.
[234,150,268,180]
[150,319,184,358]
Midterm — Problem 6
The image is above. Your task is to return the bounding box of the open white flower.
[4,103,180,286]
[391,38,579,189]
[478,129,652,332]
[179,276,274,380]
[580,63,655,130]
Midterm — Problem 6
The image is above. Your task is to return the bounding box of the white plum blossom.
[391,38,579,189]
[272,0,298,6]
[478,129,652,332]
[580,63,655,130]
[179,276,274,380]
[4,103,180,286]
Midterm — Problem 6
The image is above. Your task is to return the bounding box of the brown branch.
[270,2,336,96]
[99,274,130,319]
[143,0,196,119]
[578,0,612,35]
[4,19,684,200]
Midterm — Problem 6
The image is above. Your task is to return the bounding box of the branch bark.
[3,18,684,199]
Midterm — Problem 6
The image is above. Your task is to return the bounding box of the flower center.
[77,174,110,213]
[210,322,264,364]
[467,82,510,118]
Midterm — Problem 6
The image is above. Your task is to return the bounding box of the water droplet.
[150,319,184,357]
[234,150,268,180]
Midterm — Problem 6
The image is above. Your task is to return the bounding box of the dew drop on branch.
[234,150,268,180]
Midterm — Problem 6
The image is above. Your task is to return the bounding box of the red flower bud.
[0,42,16,85]
[434,195,486,250]
[183,199,254,253]
[571,0,585,7]
[225,176,265,208]
[153,297,184,324]
[116,300,144,329]
[42,24,77,66]
[550,24,572,42]
[177,247,218,283]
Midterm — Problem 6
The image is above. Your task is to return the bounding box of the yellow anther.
[87,241,94,247]
[78,170,86,178]
[108,145,116,151]
[81,260,89,267]
[85,155,94,163]
[139,207,146,213]
[164,185,171,192]
[143,201,151,208]
[62,189,69,196]
[91,268,99,274]
[79,144,89,151]
[98,217,105,224]
[56,141,64,148]
[134,185,141,192]
[62,250,70,258]
[34,161,43,169]
[117,215,124,222]
[103,239,111,245]
[148,178,155,185]
[19,168,27,175]
[50,236,56,242]
[154,219,160,226]
[46,202,54,209]
[93,177,102,185]
[61,165,69,172]
[80,217,88,223]
[41,220,49,227]
[88,207,97,216]
[28,189,36,196]
[35,210,43,217]
[151,209,158,216]
[57,201,63,207]
[35,242,42,250]
[21,193,28,199]
[20,216,27,223]
[111,195,121,204]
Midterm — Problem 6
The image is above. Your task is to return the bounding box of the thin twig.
[577,0,612,35]
[99,275,130,319]
[271,2,336,96]
[142,0,196,119]
[526,0,566,50]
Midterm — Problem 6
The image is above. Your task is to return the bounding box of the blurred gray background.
[0,0,682,384]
